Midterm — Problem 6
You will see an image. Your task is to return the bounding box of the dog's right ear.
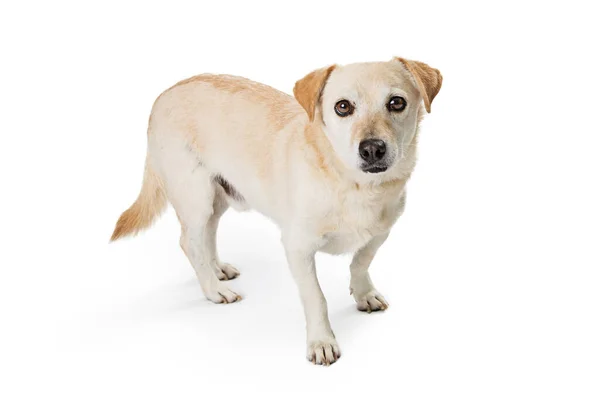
[293,65,336,121]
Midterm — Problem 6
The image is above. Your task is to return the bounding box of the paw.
[354,290,388,313]
[306,338,341,366]
[205,283,242,304]
[214,263,240,281]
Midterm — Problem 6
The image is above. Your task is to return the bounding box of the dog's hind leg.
[205,192,240,281]
[173,175,241,304]
[153,139,241,304]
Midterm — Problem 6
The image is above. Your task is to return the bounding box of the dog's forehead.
[325,61,418,100]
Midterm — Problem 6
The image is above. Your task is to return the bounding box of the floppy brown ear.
[293,65,336,121]
[396,58,442,113]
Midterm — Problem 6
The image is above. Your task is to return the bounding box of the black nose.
[359,139,387,163]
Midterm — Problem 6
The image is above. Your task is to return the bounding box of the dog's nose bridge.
[351,112,394,144]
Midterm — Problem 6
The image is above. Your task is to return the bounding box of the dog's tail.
[110,157,167,241]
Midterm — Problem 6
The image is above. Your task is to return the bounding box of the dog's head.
[294,58,442,179]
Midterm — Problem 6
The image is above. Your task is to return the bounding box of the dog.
[110,57,442,365]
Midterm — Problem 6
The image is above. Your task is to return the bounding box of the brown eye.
[334,100,354,117]
[387,96,407,112]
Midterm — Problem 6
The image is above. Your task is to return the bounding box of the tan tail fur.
[110,160,167,241]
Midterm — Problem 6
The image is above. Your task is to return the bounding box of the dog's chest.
[316,185,404,255]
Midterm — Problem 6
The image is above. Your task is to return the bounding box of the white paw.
[214,263,240,281]
[306,338,341,366]
[205,283,242,304]
[354,290,389,313]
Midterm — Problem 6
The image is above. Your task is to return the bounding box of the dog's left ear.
[294,65,336,121]
[396,58,442,113]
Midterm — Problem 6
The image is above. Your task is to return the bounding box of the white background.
[1,1,599,398]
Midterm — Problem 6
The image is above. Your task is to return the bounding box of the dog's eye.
[334,100,354,117]
[387,96,407,112]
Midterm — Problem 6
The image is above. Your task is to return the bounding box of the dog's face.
[294,58,442,179]
[321,62,423,175]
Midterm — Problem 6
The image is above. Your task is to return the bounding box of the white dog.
[111,57,442,365]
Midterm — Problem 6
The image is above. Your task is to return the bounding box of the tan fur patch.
[170,74,246,94]
[396,58,443,113]
[110,163,167,241]
[293,65,336,121]
[350,113,395,144]
[303,124,339,180]
[163,74,302,131]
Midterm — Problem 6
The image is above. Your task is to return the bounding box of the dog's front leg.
[350,233,390,312]
[284,241,340,365]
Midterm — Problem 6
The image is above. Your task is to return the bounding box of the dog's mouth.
[361,164,388,174]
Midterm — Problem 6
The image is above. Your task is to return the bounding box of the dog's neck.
[302,122,344,182]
